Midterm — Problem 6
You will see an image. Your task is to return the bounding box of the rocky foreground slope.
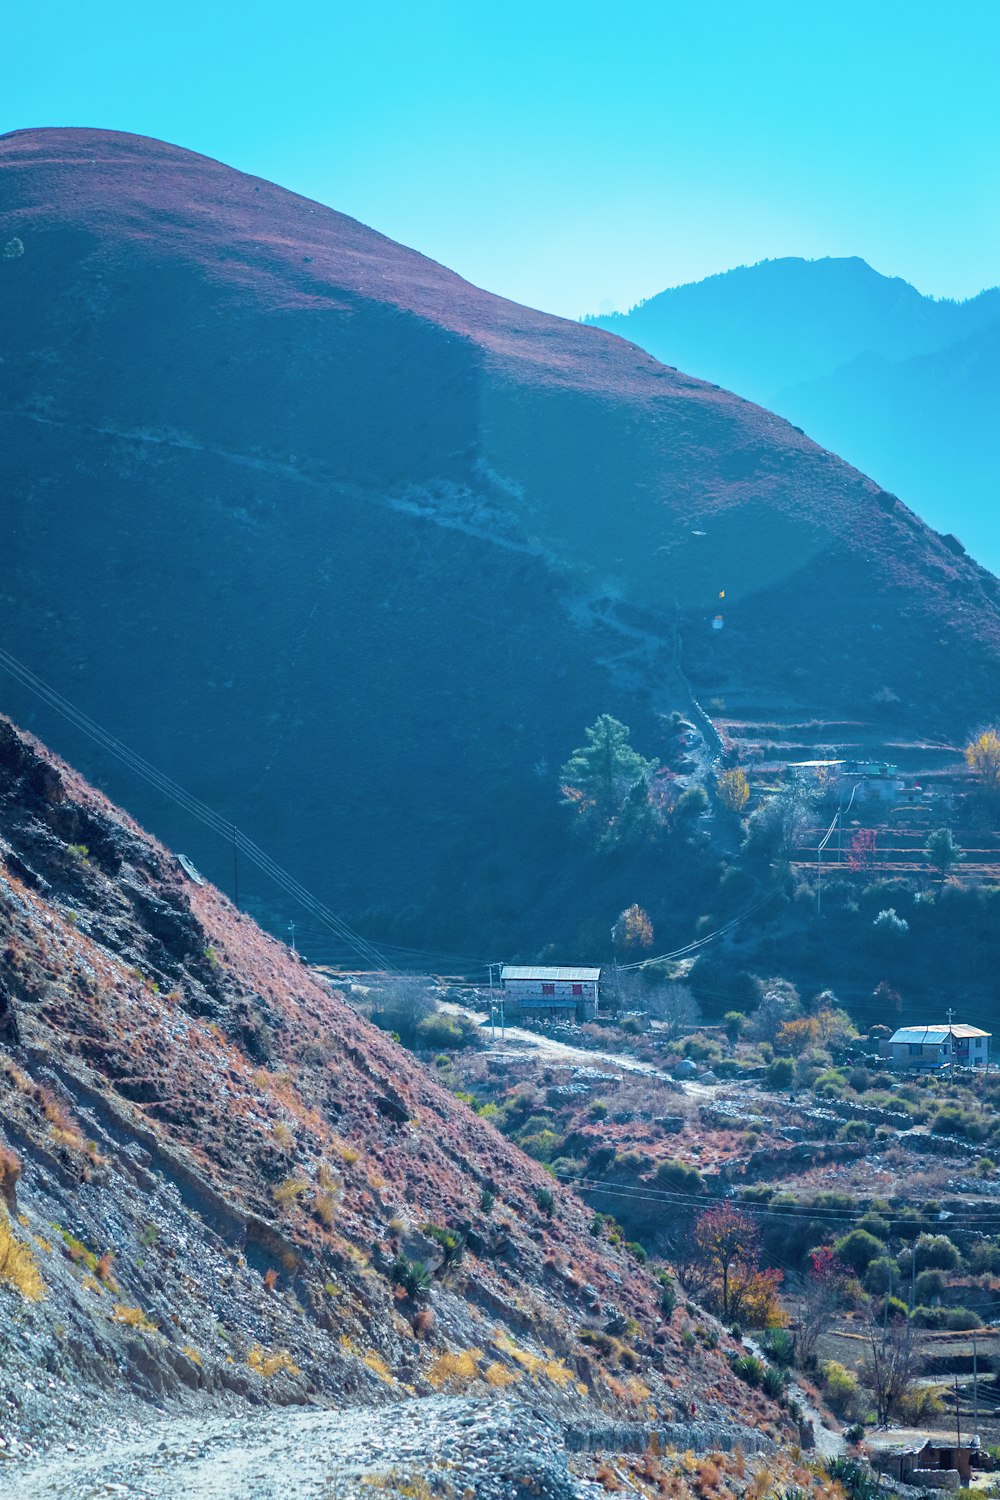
[2,129,999,943]
[0,718,785,1490]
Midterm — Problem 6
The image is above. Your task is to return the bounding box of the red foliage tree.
[846,828,878,874]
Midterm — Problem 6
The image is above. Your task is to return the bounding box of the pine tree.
[924,826,963,884]
[559,715,656,827]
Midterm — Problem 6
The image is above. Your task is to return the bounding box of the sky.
[4,1,999,320]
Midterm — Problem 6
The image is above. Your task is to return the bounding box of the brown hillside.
[0,127,997,944]
[0,715,782,1446]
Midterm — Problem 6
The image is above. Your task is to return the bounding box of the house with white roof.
[500,965,601,1022]
[880,1022,991,1071]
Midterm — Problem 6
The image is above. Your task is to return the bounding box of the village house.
[500,965,601,1022]
[868,1431,978,1490]
[880,1022,991,1071]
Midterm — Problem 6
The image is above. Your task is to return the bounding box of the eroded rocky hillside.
[0,717,785,1467]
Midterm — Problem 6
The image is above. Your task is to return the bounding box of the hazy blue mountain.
[776,318,1000,560]
[587,257,1000,569]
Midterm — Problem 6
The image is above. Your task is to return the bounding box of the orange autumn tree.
[612,904,653,952]
[690,1203,785,1327]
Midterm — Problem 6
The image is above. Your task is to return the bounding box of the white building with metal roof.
[880,1022,991,1070]
[500,965,601,1021]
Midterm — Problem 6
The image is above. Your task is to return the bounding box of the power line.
[617,888,783,972]
[554,1173,1000,1230]
[0,645,398,974]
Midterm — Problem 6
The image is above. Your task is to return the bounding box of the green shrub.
[653,1158,703,1193]
[820,1359,864,1420]
[896,1386,944,1422]
[913,1268,945,1303]
[414,1012,478,1051]
[729,1352,765,1387]
[762,1364,788,1398]
[519,1130,564,1162]
[911,1305,982,1330]
[534,1186,555,1217]
[933,1105,988,1141]
[863,1257,896,1295]
[911,1232,962,1271]
[760,1327,795,1367]
[837,1120,873,1143]
[767,1057,795,1089]
[421,1223,465,1272]
[834,1229,885,1274]
[813,1068,847,1098]
[390,1255,431,1300]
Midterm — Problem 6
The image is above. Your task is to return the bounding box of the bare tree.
[860,1309,922,1426]
[645,982,702,1038]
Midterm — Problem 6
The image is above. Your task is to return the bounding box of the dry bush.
[263,1267,280,1291]
[0,1207,44,1300]
[247,1345,300,1378]
[39,1088,85,1152]
[426,1348,483,1389]
[484,1361,520,1388]
[0,1146,21,1209]
[362,1351,394,1383]
[113,1304,157,1332]
[412,1308,435,1339]
[313,1190,338,1226]
[272,1176,307,1208]
[95,1250,117,1289]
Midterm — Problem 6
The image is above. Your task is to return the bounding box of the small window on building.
[541,983,555,996]
[909,1043,922,1055]
[572,984,583,996]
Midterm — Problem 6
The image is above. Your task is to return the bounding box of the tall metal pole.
[973,1329,979,1431]
[232,824,240,910]
[488,964,496,1043]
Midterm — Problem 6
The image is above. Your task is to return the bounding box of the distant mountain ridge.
[2,131,1000,951]
[586,257,1000,570]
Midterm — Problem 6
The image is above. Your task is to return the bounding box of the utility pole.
[613,958,622,1017]
[288,921,296,953]
[232,824,240,910]
[488,964,496,1043]
[817,831,822,916]
[973,1329,979,1432]
[955,1374,962,1447]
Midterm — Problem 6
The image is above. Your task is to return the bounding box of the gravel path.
[1,1398,612,1500]
[438,1003,672,1078]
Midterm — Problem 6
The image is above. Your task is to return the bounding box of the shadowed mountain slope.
[2,131,999,945]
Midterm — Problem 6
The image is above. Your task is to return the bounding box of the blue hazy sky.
[4,1,999,319]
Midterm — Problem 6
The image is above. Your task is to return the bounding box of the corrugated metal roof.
[889,1024,990,1044]
[500,966,602,983]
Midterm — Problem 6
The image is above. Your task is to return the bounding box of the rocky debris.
[6,1399,618,1499]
